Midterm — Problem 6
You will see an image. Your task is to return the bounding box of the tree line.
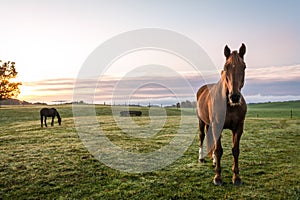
[173,100,196,108]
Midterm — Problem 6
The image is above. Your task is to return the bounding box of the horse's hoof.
[232,175,242,186]
[199,158,205,163]
[213,175,223,186]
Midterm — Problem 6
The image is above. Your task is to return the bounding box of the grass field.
[0,101,299,199]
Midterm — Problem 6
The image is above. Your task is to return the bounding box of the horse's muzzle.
[229,92,241,105]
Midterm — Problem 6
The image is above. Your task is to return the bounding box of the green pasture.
[0,102,299,199]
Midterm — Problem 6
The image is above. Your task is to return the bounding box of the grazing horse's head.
[222,43,246,106]
[56,111,62,125]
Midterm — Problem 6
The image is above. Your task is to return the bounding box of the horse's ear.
[239,43,246,59]
[224,45,231,59]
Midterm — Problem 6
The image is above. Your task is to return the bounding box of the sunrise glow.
[1,1,299,104]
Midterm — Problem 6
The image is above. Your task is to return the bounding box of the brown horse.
[196,44,247,186]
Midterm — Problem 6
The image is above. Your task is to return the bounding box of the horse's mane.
[56,111,61,119]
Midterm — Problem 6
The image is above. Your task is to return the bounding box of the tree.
[0,60,22,100]
[181,100,193,108]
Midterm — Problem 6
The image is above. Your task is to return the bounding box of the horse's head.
[222,43,246,106]
[56,112,62,125]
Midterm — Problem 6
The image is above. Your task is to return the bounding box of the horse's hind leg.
[41,116,43,127]
[198,119,206,163]
[213,137,223,186]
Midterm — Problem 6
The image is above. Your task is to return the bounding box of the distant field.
[247,100,300,118]
[0,101,299,199]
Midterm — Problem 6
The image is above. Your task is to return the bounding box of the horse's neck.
[214,79,227,101]
[56,112,61,119]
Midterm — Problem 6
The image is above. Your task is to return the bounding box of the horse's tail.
[40,109,44,127]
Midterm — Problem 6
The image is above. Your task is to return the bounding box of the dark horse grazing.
[196,44,247,186]
[120,110,142,117]
[40,108,61,127]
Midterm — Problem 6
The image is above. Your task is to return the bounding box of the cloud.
[243,65,300,98]
[23,78,75,86]
[20,64,300,104]
[246,64,300,81]
[245,94,300,103]
[243,80,300,96]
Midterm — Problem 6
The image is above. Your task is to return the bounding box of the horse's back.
[197,84,215,101]
[196,83,216,124]
[40,108,47,115]
[40,108,56,116]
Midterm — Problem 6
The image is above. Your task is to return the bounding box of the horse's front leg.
[198,120,206,163]
[51,116,54,126]
[44,117,47,127]
[232,123,244,186]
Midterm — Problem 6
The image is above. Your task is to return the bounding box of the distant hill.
[248,100,300,109]
[0,98,46,105]
[1,98,299,108]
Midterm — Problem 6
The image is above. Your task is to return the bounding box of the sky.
[1,0,299,104]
